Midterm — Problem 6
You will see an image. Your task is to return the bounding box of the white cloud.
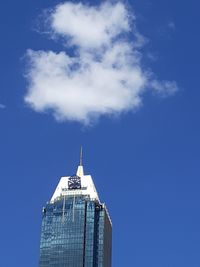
[50,2,130,49]
[25,1,178,124]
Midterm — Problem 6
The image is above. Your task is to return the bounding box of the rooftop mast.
[76,146,84,177]
[80,146,83,166]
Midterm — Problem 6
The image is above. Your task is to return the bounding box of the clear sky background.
[0,0,200,266]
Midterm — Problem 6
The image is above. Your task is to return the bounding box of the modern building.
[39,150,112,267]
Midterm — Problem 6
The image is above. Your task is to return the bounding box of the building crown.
[50,148,99,203]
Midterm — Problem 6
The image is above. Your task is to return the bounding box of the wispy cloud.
[0,104,6,109]
[24,1,178,124]
[168,21,176,30]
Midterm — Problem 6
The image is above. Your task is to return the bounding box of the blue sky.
[0,0,200,266]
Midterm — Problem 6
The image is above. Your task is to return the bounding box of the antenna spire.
[80,146,83,166]
[76,146,84,177]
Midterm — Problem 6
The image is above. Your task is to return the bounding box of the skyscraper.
[39,151,112,267]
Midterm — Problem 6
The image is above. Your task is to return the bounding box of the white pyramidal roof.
[50,157,100,203]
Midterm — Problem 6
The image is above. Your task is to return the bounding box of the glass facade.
[39,195,112,267]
